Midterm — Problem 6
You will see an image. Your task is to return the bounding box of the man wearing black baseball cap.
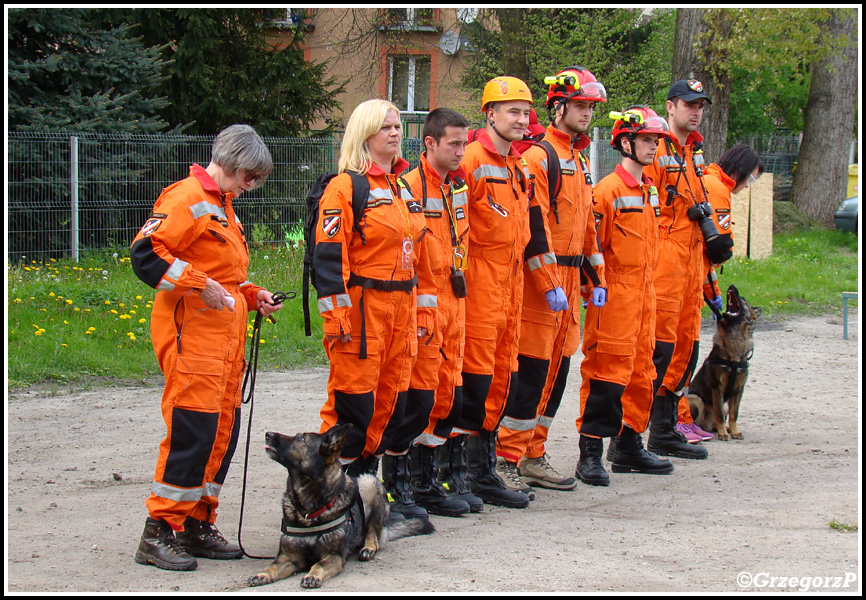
[639,78,713,461]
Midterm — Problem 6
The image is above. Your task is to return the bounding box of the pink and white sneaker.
[686,422,714,441]
[675,422,702,444]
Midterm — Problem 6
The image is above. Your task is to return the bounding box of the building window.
[389,55,431,113]
[381,8,437,31]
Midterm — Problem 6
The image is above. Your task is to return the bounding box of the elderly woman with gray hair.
[131,124,283,571]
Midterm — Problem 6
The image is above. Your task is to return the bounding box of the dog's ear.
[320,423,352,461]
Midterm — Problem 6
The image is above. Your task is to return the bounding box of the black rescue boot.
[576,435,609,486]
[382,453,429,520]
[410,444,471,517]
[134,517,198,571]
[176,516,243,559]
[611,426,674,474]
[438,435,484,513]
[467,430,530,508]
[647,392,709,460]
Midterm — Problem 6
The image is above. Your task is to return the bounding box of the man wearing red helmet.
[643,79,713,460]
[496,66,607,493]
[575,107,675,485]
[446,76,558,509]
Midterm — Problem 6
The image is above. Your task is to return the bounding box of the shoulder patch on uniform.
[140,218,162,237]
[322,215,341,238]
[718,214,732,230]
[406,200,423,213]
[323,208,342,216]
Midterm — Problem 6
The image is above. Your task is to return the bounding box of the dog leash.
[237,290,295,560]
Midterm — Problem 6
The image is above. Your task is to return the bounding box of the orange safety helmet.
[545,66,607,109]
[481,76,533,112]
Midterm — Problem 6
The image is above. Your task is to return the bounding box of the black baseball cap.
[668,79,712,104]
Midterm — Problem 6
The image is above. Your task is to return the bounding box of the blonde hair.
[339,99,402,174]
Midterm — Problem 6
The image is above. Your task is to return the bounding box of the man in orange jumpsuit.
[576,107,675,485]
[496,66,607,493]
[130,124,283,570]
[454,76,559,509]
[643,79,713,460]
[386,107,475,517]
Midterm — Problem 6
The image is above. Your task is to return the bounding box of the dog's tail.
[386,517,435,541]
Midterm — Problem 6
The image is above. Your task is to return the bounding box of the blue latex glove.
[708,295,723,317]
[545,287,569,312]
[591,287,607,307]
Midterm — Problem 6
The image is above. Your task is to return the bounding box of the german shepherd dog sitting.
[248,424,434,589]
[688,285,761,441]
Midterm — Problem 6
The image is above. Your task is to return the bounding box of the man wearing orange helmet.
[576,107,675,485]
[643,79,714,460]
[447,75,558,509]
[496,66,607,493]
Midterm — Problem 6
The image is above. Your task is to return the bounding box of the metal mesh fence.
[6,130,805,261]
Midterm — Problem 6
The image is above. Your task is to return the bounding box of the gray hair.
[210,124,273,189]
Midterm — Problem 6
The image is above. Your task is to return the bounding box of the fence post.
[590,127,599,184]
[70,135,79,262]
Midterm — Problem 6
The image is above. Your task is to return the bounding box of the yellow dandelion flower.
[136,295,142,300]
[66,299,73,305]
[74,307,81,312]
[34,329,45,336]
[104,300,111,305]
[88,326,96,332]
[110,309,118,315]
[139,318,146,324]
[49,292,56,297]
[61,343,68,348]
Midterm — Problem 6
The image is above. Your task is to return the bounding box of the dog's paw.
[731,431,744,440]
[717,432,730,441]
[300,574,323,589]
[247,574,272,587]
[358,547,377,562]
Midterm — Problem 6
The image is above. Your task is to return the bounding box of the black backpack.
[302,170,370,336]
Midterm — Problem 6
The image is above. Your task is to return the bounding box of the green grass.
[828,519,858,533]
[6,228,859,389]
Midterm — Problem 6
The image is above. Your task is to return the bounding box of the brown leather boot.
[175,517,243,560]
[134,517,198,571]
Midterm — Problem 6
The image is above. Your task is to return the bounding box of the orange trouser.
[498,264,581,461]
[577,274,656,437]
[146,285,247,531]
[458,252,523,435]
[652,231,703,401]
[320,286,418,461]
[403,283,466,449]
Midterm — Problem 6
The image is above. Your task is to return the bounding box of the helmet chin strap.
[489,119,514,144]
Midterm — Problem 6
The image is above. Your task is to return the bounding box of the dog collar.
[304,498,336,520]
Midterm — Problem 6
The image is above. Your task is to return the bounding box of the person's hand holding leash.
[256,289,284,318]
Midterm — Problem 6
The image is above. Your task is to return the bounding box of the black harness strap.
[707,352,752,399]
[347,273,418,359]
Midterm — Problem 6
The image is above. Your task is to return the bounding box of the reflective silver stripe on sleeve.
[706,270,718,284]
[588,254,604,266]
[613,196,646,210]
[417,294,438,309]
[473,164,510,181]
[369,188,393,201]
[157,257,190,291]
[693,154,705,166]
[649,193,660,207]
[400,187,414,201]
[240,280,253,288]
[189,200,228,220]
[500,416,538,431]
[318,294,352,314]
[657,155,681,168]
[526,252,557,272]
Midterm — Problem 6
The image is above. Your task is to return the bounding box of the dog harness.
[280,487,365,538]
[706,352,752,399]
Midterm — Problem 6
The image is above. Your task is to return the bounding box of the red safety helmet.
[610,105,670,148]
[545,66,607,109]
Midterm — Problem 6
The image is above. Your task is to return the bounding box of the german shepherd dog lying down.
[248,424,434,589]
[688,285,761,441]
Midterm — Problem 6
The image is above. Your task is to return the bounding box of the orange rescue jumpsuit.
[577,165,660,437]
[315,160,436,462]
[679,161,734,423]
[457,129,557,435]
[395,154,471,450]
[130,163,264,531]
[498,125,605,462]
[644,131,708,402]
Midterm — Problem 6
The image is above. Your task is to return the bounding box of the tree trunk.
[790,9,858,227]
[670,8,731,163]
[495,8,531,83]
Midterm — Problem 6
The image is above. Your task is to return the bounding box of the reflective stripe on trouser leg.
[525,354,571,459]
[497,355,549,462]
